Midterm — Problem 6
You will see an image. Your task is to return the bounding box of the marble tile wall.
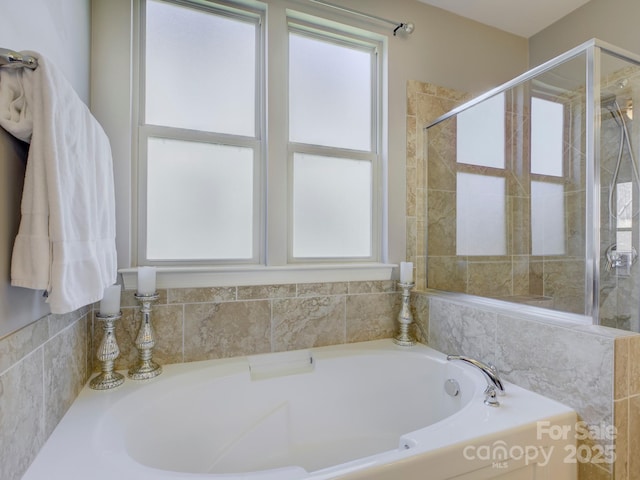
[90,281,401,372]
[415,290,640,480]
[0,306,91,480]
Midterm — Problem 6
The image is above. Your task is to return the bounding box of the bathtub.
[23,339,577,480]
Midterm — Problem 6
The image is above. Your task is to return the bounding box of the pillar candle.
[400,261,413,283]
[99,284,121,315]
[137,266,157,295]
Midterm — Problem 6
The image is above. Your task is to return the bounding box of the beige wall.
[0,0,91,338]
[529,0,640,67]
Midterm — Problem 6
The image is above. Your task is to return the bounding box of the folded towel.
[0,52,117,313]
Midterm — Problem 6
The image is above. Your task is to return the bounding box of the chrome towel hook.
[0,48,38,70]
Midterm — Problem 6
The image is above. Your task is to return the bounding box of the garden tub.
[23,339,577,480]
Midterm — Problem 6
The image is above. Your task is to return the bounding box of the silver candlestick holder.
[393,282,416,346]
[90,312,125,390]
[129,293,162,380]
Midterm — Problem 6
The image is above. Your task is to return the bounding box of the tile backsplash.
[93,280,401,372]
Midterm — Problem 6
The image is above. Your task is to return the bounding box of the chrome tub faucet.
[446,355,505,407]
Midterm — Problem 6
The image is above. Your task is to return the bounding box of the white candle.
[99,284,121,315]
[137,266,157,295]
[400,262,413,283]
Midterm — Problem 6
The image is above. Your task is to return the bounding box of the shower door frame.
[424,38,640,324]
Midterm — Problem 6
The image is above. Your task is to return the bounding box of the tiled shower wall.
[0,307,91,480]
[408,80,588,313]
[406,80,470,290]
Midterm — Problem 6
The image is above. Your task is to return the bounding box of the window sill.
[119,263,395,291]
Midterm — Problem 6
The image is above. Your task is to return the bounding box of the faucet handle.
[447,354,505,407]
[484,386,500,407]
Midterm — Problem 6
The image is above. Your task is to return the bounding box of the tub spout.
[446,355,505,407]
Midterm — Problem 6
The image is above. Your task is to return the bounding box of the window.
[456,93,505,169]
[137,0,382,267]
[530,97,565,256]
[288,30,378,260]
[140,0,260,263]
[455,93,507,256]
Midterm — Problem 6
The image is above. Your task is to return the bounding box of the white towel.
[0,52,117,313]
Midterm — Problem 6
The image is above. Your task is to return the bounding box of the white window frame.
[286,22,382,264]
[93,0,392,289]
[137,0,264,265]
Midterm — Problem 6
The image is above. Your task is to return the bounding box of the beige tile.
[615,337,630,400]
[146,304,184,365]
[427,256,467,292]
[346,293,399,343]
[467,261,513,297]
[539,259,586,314]
[168,287,235,304]
[406,216,417,262]
[629,395,640,480]
[629,336,640,396]
[427,190,457,256]
[406,116,417,169]
[579,461,614,480]
[406,166,417,217]
[411,292,429,343]
[296,282,348,297]
[614,399,629,480]
[348,280,396,294]
[237,284,296,300]
[184,301,270,361]
[272,296,345,352]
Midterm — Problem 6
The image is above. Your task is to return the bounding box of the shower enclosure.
[424,39,640,331]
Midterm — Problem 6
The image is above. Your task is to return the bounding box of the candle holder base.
[90,371,125,390]
[393,282,416,347]
[128,360,162,380]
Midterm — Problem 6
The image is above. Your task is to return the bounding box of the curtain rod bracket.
[308,0,414,36]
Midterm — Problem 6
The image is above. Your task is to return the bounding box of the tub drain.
[444,378,460,397]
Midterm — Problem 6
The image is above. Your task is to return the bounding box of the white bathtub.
[23,339,577,480]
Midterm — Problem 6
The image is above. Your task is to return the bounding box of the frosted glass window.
[531,181,565,256]
[531,98,564,176]
[145,0,256,136]
[456,94,505,168]
[293,154,372,258]
[289,32,372,151]
[456,173,506,256]
[146,138,253,260]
